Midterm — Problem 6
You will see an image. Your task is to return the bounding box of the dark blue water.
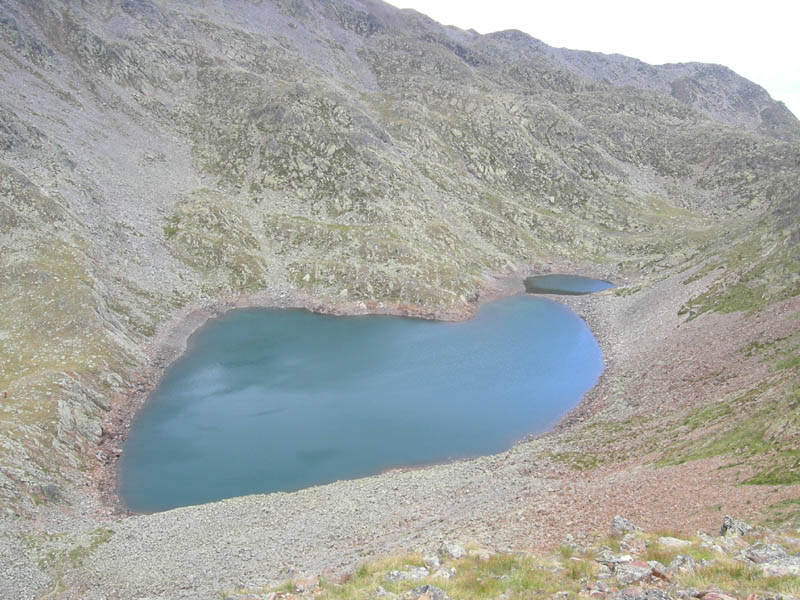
[119,295,603,512]
[524,274,613,295]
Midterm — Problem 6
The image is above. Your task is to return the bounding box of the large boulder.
[658,536,692,549]
[668,554,697,575]
[760,556,800,577]
[741,542,789,564]
[719,516,752,537]
[438,541,466,559]
[614,560,653,585]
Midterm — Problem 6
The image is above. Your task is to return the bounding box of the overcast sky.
[390,0,800,118]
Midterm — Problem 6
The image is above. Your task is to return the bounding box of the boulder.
[658,536,692,549]
[596,563,614,579]
[648,560,670,581]
[612,516,642,536]
[438,541,466,559]
[431,568,456,580]
[596,548,634,568]
[384,567,429,582]
[621,533,647,554]
[760,556,800,577]
[668,555,697,575]
[741,542,789,564]
[720,516,752,538]
[611,588,671,600]
[615,560,652,585]
[403,584,450,600]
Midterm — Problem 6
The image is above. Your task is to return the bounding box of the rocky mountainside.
[0,1,798,598]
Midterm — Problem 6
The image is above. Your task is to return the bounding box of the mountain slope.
[0,1,798,597]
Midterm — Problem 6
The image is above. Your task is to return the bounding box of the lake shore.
[93,262,622,516]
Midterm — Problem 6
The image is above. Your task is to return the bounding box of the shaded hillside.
[0,0,798,517]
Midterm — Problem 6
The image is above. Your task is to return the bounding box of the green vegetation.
[764,497,800,528]
[680,220,799,318]
[226,552,582,599]
[549,451,602,471]
[224,532,800,599]
[681,559,800,598]
[66,527,114,567]
[657,383,799,478]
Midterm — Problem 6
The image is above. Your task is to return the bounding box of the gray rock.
[468,548,493,561]
[621,533,646,554]
[612,516,641,536]
[39,484,62,503]
[431,567,456,580]
[696,533,715,546]
[658,536,691,549]
[403,584,450,599]
[614,560,652,585]
[595,548,634,567]
[438,541,466,559]
[648,560,669,580]
[741,542,789,564]
[596,563,614,579]
[668,555,697,574]
[611,588,672,600]
[384,566,430,582]
[719,515,752,537]
[761,556,800,577]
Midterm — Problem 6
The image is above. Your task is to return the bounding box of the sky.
[390,0,800,118]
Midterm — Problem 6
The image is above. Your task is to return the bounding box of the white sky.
[389,0,800,119]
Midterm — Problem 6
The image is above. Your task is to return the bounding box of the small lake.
[524,274,613,295]
[119,295,603,512]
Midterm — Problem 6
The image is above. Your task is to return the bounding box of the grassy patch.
[66,527,114,567]
[549,451,601,471]
[680,220,800,318]
[775,354,800,371]
[763,497,800,528]
[227,532,800,599]
[656,380,800,486]
[744,449,800,485]
[680,557,800,597]
[227,552,584,599]
[162,215,180,238]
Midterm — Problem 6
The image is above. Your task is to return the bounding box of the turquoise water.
[119,295,603,512]
[524,274,613,295]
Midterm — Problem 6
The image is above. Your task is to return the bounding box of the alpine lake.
[119,277,610,512]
